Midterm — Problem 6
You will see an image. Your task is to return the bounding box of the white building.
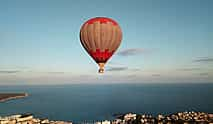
[111,119,124,124]
[0,114,21,120]
[101,120,110,124]
[124,113,136,121]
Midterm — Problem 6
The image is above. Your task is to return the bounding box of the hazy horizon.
[1,83,213,121]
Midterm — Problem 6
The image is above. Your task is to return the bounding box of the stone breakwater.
[0,112,213,124]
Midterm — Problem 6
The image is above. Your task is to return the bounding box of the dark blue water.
[0,83,213,122]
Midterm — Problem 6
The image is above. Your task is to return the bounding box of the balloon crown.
[84,17,118,26]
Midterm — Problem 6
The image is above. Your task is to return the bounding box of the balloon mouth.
[98,63,105,74]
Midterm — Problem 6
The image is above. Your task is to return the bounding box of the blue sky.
[0,0,212,84]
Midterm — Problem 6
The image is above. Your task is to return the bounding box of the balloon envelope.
[80,17,122,73]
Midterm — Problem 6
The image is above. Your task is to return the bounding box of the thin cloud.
[117,48,148,56]
[152,74,161,77]
[106,66,141,72]
[126,74,137,78]
[176,68,201,71]
[0,70,20,74]
[107,67,128,72]
[193,57,213,63]
[130,68,141,71]
[47,72,65,74]
[199,73,209,76]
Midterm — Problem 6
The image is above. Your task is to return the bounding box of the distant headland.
[0,93,28,102]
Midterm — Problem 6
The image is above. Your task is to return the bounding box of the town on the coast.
[1,111,213,124]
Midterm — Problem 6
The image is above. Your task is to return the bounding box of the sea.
[0,83,213,122]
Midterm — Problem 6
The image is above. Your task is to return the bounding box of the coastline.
[0,112,213,124]
[0,93,28,102]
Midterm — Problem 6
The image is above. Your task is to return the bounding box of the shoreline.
[0,112,213,124]
[0,93,28,102]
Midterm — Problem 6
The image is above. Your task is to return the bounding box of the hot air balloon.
[80,17,122,73]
